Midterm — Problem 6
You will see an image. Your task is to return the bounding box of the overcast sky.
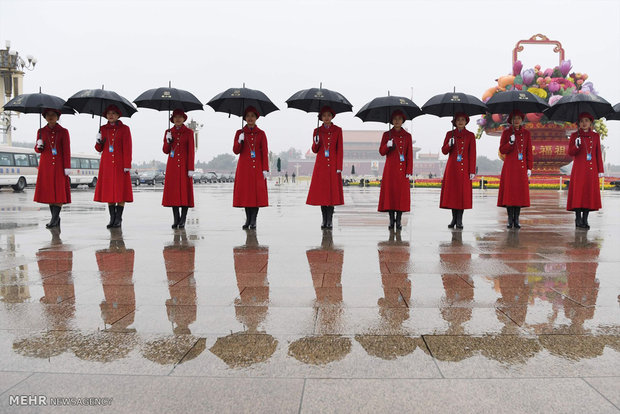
[1,0,619,165]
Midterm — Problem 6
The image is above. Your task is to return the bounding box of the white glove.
[37,139,44,149]
[166,131,173,143]
[575,137,581,148]
[124,168,130,173]
[96,132,103,144]
[405,174,412,178]
[469,174,475,180]
[64,168,71,176]
[238,133,244,144]
[449,137,455,146]
[598,173,604,178]
[527,169,531,177]
[336,170,341,173]
[387,139,393,148]
[313,135,320,145]
[509,135,515,144]
[263,171,268,179]
[188,171,194,178]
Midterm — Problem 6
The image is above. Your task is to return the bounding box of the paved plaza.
[0,183,619,413]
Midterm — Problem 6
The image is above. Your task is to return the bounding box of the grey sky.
[1,0,619,165]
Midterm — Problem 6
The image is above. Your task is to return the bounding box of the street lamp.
[1,40,37,145]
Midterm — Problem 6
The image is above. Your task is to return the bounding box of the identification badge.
[456,154,462,162]
[109,145,114,153]
[400,154,405,162]
[51,148,57,156]
[587,153,592,161]
[324,150,330,158]
[250,150,256,159]
[170,150,175,158]
[518,153,523,160]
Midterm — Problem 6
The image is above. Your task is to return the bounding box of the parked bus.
[0,145,39,192]
[69,153,100,188]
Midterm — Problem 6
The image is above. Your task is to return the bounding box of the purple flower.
[549,95,563,106]
[581,82,596,94]
[560,60,572,77]
[512,60,523,76]
[522,69,535,86]
[477,117,487,126]
[548,82,560,93]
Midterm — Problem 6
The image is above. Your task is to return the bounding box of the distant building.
[414,152,444,177]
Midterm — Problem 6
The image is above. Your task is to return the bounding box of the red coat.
[378,128,413,212]
[566,129,603,211]
[94,120,133,203]
[232,125,269,207]
[497,126,532,207]
[34,124,71,204]
[439,128,476,209]
[96,246,136,327]
[162,125,195,207]
[306,124,344,206]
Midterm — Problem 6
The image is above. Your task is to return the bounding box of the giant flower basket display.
[476,34,608,175]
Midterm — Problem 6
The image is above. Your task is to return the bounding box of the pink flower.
[522,69,535,85]
[513,60,523,76]
[549,95,563,106]
[559,60,572,77]
[534,65,541,71]
[543,68,554,77]
[548,82,560,93]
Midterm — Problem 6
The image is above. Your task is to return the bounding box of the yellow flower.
[527,87,548,99]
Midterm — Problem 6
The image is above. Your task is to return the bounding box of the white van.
[0,145,39,192]
[69,153,100,188]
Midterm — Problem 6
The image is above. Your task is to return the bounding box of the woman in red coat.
[497,110,533,229]
[306,106,344,229]
[439,112,476,229]
[162,109,195,229]
[232,106,269,229]
[34,108,71,228]
[94,105,133,228]
[378,110,413,230]
[567,112,604,229]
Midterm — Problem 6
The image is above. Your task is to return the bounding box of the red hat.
[507,109,525,124]
[391,109,407,122]
[170,108,188,122]
[451,112,470,126]
[42,108,61,118]
[578,112,594,122]
[103,104,122,117]
[244,106,260,119]
[318,106,335,119]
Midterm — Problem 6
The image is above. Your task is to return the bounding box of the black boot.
[46,205,55,228]
[395,211,403,230]
[321,206,327,229]
[575,209,583,228]
[242,208,250,229]
[582,210,590,229]
[325,206,334,229]
[513,207,521,229]
[448,209,457,229]
[178,207,188,229]
[47,205,62,228]
[112,205,124,228]
[106,204,116,228]
[506,207,514,229]
[456,209,464,229]
[172,207,180,229]
[388,211,395,230]
[249,207,258,229]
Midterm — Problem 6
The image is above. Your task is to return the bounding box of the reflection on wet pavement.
[0,186,619,412]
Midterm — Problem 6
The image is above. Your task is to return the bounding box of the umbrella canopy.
[544,93,614,122]
[207,86,279,118]
[286,86,352,114]
[422,92,487,117]
[485,90,549,114]
[66,88,137,118]
[606,103,620,121]
[134,86,203,112]
[3,92,75,114]
[355,95,423,123]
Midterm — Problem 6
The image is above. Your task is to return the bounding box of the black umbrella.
[485,90,549,114]
[134,81,203,129]
[207,85,278,127]
[3,89,75,135]
[422,91,487,117]
[286,84,352,115]
[606,103,620,121]
[66,86,137,131]
[544,93,614,122]
[355,94,423,124]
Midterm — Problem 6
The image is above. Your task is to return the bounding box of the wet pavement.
[0,183,619,413]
